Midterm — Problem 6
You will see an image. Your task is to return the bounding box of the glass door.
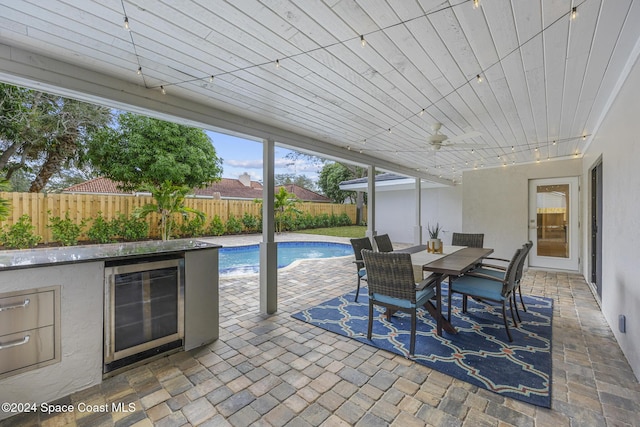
[528,177,579,270]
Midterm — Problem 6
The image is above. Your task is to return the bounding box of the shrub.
[225,215,243,234]
[48,211,85,246]
[178,214,206,237]
[87,212,117,243]
[114,213,149,241]
[206,215,225,236]
[0,215,42,249]
[241,212,259,233]
[338,212,352,226]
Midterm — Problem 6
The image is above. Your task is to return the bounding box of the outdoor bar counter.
[0,239,220,421]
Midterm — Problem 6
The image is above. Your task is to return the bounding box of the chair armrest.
[483,256,510,263]
[478,263,507,271]
[463,271,506,283]
[352,260,364,267]
[416,273,441,291]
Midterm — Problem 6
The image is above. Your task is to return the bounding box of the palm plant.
[134,181,205,241]
[274,187,302,233]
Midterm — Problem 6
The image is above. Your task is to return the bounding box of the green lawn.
[293,225,366,238]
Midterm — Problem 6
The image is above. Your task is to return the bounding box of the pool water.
[219,241,352,276]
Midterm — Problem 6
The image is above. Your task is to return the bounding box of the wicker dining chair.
[447,247,525,342]
[451,232,485,248]
[350,237,373,302]
[473,241,533,319]
[374,233,394,252]
[361,249,439,355]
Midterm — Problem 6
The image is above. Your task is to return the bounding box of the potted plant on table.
[427,222,443,253]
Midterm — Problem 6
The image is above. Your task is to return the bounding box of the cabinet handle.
[0,298,30,312]
[0,335,30,350]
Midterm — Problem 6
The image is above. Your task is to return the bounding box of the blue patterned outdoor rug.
[292,287,552,408]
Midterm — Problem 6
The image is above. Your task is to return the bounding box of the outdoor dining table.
[408,245,494,337]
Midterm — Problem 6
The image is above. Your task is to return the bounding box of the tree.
[87,112,223,239]
[274,173,316,191]
[318,162,367,224]
[0,83,112,192]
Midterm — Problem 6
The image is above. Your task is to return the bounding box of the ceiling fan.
[427,122,483,150]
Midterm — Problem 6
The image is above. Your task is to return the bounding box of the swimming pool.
[219,241,352,276]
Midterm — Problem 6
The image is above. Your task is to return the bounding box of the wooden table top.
[420,247,494,275]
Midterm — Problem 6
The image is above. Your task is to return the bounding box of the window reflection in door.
[536,184,570,258]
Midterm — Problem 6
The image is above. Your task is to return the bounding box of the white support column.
[366,165,376,239]
[414,177,423,245]
[260,138,277,314]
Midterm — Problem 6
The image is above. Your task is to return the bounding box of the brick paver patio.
[3,233,639,426]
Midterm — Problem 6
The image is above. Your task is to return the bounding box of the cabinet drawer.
[0,326,56,376]
[0,290,55,336]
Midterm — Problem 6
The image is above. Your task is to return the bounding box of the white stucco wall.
[461,159,582,260]
[581,55,640,380]
[374,185,462,245]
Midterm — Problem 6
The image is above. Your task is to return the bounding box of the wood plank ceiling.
[1,0,638,183]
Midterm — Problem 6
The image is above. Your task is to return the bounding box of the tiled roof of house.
[63,177,330,202]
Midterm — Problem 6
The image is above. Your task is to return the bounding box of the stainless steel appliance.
[104,255,184,374]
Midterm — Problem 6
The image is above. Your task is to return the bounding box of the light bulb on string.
[571,7,577,20]
[476,74,482,83]
[473,0,480,9]
[360,35,366,47]
[160,85,166,95]
[209,75,214,83]
[275,59,280,68]
[124,16,130,31]
[420,109,425,117]
[137,66,142,75]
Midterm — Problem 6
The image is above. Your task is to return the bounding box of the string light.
[124,16,130,31]
[360,35,366,47]
[476,74,483,83]
[137,66,142,75]
[209,75,214,83]
[420,109,425,116]
[582,134,586,140]
[275,59,280,68]
[388,128,392,133]
[160,85,166,95]
[571,7,577,20]
[473,0,480,9]
[552,140,556,145]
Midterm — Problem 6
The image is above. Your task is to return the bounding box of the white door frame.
[528,177,580,271]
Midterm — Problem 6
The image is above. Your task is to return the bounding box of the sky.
[206,131,324,183]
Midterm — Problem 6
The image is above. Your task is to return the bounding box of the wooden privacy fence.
[0,192,360,242]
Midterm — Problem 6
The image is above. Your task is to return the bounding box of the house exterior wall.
[461,159,582,260]
[581,55,640,380]
[374,185,462,245]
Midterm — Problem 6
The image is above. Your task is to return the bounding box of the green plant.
[87,212,118,243]
[134,182,204,241]
[206,215,225,236]
[225,215,243,234]
[0,179,11,221]
[0,215,42,249]
[241,212,259,233]
[178,214,207,237]
[115,213,149,241]
[48,211,85,246]
[427,222,442,239]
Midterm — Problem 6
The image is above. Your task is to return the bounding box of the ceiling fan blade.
[445,131,482,143]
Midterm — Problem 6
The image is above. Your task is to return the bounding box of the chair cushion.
[372,286,435,309]
[358,268,367,278]
[451,275,506,302]
[474,267,505,280]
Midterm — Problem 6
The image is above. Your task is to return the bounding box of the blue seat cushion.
[474,267,505,279]
[372,286,435,309]
[358,268,367,278]
[451,275,506,302]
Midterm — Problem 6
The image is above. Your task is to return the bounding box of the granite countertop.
[0,239,221,270]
